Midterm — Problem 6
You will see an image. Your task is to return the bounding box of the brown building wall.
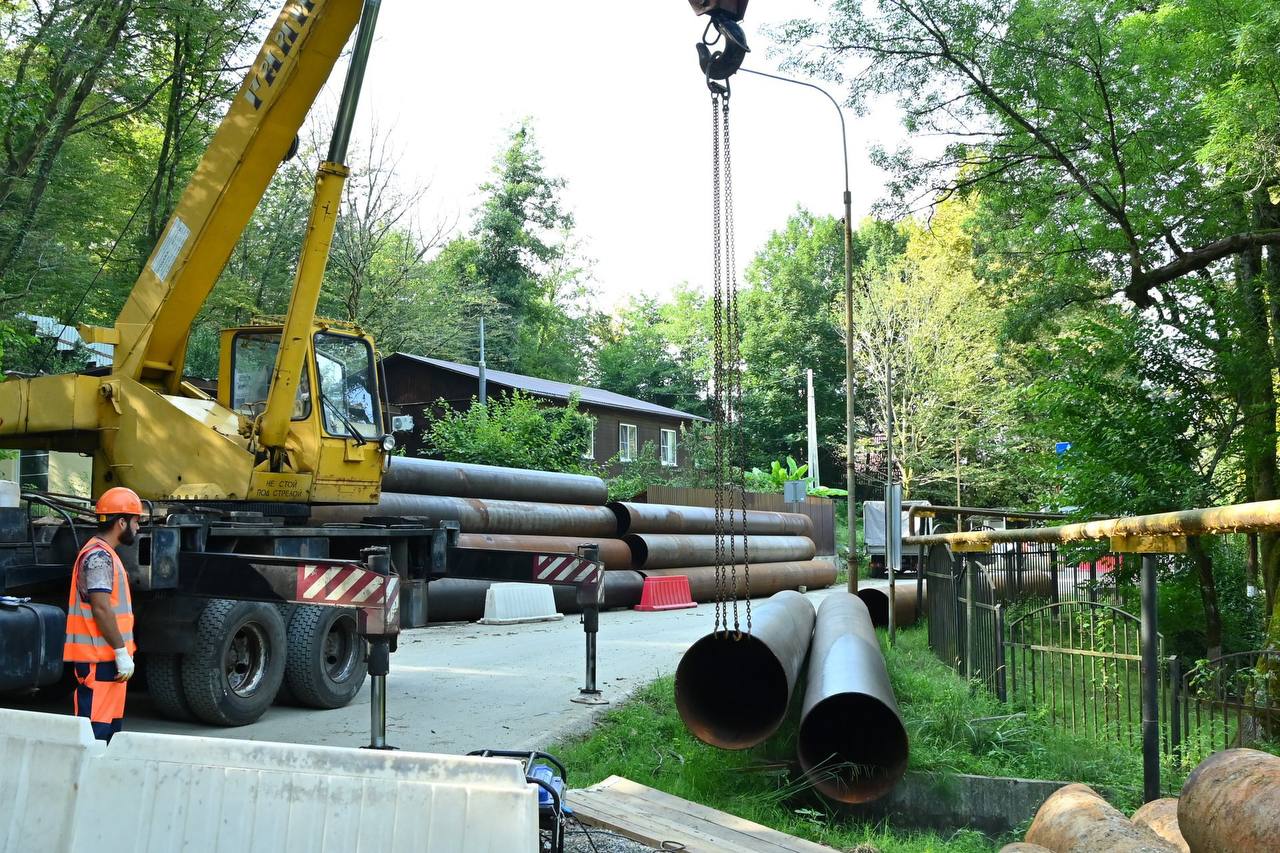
[383,357,697,470]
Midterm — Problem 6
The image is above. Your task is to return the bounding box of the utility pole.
[885,335,899,645]
[956,435,962,507]
[806,368,821,488]
[477,317,487,406]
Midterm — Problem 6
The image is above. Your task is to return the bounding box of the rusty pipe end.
[797,690,909,803]
[675,632,791,749]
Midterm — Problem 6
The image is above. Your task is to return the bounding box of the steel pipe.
[1025,784,1177,852]
[424,572,645,623]
[385,457,607,505]
[798,592,909,803]
[641,561,836,600]
[310,493,618,537]
[906,498,1280,549]
[855,584,922,629]
[456,533,632,570]
[1178,748,1280,853]
[675,590,816,749]
[1131,799,1188,853]
[624,534,816,570]
[610,502,813,537]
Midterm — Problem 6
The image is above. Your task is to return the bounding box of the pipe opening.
[798,693,909,803]
[855,589,889,627]
[675,633,789,749]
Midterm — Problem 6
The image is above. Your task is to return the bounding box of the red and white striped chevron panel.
[296,563,388,606]
[533,554,601,585]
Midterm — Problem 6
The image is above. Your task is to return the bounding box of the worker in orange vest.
[64,487,141,742]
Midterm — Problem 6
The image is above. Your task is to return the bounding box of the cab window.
[231,332,310,419]
[315,333,380,439]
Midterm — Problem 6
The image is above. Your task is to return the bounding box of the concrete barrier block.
[69,732,539,853]
[0,708,103,853]
[478,582,563,625]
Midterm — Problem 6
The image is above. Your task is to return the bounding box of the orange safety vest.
[64,536,136,662]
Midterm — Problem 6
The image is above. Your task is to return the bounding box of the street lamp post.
[739,67,858,592]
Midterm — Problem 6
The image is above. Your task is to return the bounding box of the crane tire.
[283,605,367,709]
[182,599,286,726]
[146,653,192,721]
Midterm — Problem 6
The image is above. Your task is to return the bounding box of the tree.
[469,121,581,376]
[593,285,712,417]
[774,0,1280,641]
[737,210,850,472]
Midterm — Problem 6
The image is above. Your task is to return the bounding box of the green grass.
[883,626,1148,814]
[552,675,996,852]
[552,623,1187,850]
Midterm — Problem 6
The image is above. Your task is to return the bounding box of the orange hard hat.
[96,487,143,519]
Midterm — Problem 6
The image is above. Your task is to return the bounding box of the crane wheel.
[182,599,286,726]
[146,653,193,721]
[283,605,368,709]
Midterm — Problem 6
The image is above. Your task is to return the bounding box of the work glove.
[113,647,135,682]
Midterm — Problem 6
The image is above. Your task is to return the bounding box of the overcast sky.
[340,1,901,312]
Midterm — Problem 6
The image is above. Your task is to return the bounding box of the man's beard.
[119,526,137,546]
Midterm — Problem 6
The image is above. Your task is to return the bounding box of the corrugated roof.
[389,353,708,422]
[22,314,114,366]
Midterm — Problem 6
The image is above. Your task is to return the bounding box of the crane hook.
[697,10,750,85]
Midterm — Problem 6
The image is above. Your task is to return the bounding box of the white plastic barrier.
[0,709,539,853]
[479,582,562,625]
[0,708,104,853]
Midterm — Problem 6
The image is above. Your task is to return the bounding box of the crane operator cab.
[218,321,391,505]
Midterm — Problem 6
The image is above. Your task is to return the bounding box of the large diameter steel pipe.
[906,498,1280,550]
[1025,784,1177,852]
[625,534,816,570]
[611,502,813,537]
[456,533,632,570]
[856,584,922,629]
[310,493,618,537]
[1131,799,1188,853]
[642,561,836,600]
[425,571,645,622]
[675,590,816,749]
[385,457,607,505]
[798,592,908,803]
[1178,748,1280,853]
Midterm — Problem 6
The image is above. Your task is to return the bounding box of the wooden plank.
[571,776,832,853]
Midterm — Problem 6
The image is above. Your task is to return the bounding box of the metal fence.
[1172,650,1280,767]
[925,544,1280,784]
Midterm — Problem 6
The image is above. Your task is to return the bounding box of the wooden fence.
[638,485,837,556]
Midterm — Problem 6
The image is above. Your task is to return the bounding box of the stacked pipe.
[1007,748,1279,852]
[612,501,835,603]
[309,458,833,621]
[675,591,909,804]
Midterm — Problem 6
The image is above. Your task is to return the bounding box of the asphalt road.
[11,586,844,756]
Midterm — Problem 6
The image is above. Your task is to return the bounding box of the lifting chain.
[710,84,750,638]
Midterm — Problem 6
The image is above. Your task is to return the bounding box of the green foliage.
[745,456,809,493]
[603,441,664,502]
[423,390,594,474]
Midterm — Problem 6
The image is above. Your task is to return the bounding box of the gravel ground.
[562,825,658,852]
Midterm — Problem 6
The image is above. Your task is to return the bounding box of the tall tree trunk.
[1188,538,1224,659]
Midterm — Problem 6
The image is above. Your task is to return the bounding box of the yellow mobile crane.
[0,0,386,506]
[0,1,750,732]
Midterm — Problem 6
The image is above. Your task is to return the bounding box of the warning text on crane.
[149,217,191,282]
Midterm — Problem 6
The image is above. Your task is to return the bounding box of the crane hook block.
[688,0,748,22]
[697,10,750,82]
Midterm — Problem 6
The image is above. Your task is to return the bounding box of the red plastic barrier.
[634,575,697,612]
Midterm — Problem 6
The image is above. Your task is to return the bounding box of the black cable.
[566,814,601,853]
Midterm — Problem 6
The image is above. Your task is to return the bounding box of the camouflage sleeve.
[78,548,115,598]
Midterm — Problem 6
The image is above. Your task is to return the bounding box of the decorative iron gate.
[1173,650,1280,767]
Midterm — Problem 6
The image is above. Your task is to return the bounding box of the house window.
[619,423,637,462]
[660,428,678,466]
[582,422,596,460]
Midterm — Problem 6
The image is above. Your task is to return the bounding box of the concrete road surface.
[9,586,846,755]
